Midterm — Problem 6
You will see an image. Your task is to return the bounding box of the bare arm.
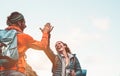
[44,47,56,64]
[41,23,56,63]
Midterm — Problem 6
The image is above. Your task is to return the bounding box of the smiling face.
[55,41,72,54]
[55,41,66,53]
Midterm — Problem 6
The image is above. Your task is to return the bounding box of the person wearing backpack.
[0,11,53,76]
[44,41,82,76]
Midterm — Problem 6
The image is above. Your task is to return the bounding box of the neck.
[62,50,68,58]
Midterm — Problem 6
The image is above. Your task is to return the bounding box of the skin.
[17,21,26,31]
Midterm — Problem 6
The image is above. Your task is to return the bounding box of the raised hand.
[40,23,53,34]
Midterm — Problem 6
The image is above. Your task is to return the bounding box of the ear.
[17,21,22,26]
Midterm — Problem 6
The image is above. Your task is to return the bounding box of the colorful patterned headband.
[10,14,24,22]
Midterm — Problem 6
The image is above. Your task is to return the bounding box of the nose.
[57,45,60,48]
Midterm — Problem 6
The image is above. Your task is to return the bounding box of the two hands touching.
[40,23,53,34]
[40,23,53,48]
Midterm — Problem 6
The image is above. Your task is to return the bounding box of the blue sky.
[0,0,120,76]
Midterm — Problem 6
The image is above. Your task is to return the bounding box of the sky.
[0,0,120,76]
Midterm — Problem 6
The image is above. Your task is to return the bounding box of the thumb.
[39,28,43,32]
[50,26,54,32]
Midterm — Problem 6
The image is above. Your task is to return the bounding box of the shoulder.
[55,55,61,62]
[72,54,76,56]
[18,33,33,40]
[69,53,76,58]
[17,33,35,44]
[70,54,79,61]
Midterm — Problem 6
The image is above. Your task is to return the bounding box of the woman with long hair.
[44,41,82,76]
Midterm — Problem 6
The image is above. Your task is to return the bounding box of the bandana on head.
[7,13,24,25]
[10,14,24,22]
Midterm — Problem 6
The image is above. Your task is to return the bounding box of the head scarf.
[7,12,24,25]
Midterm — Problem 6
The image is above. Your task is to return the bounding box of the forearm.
[44,47,56,64]
[28,33,49,50]
[40,33,50,49]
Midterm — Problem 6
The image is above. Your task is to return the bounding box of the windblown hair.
[7,11,25,26]
[63,42,72,54]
